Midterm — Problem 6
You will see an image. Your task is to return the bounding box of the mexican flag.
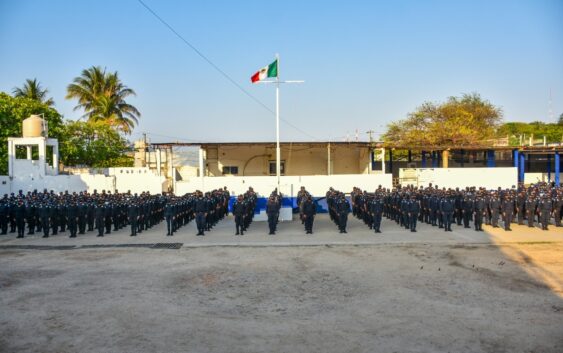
[250,60,278,83]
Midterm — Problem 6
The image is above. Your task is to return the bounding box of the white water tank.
[22,114,47,137]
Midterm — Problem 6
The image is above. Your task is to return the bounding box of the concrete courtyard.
[1,215,562,353]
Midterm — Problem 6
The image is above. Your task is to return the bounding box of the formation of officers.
[2,182,562,239]
[0,188,232,238]
[349,182,561,233]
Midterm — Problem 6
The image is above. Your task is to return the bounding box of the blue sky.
[1,0,562,143]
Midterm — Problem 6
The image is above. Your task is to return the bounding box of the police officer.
[163,201,174,236]
[302,195,316,234]
[440,194,454,232]
[232,194,246,235]
[502,196,515,231]
[15,199,26,238]
[408,195,420,232]
[336,193,350,234]
[39,202,50,238]
[194,191,208,236]
[525,194,537,228]
[539,195,552,230]
[473,194,486,231]
[129,201,139,236]
[489,193,501,228]
[95,202,105,237]
[370,194,383,233]
[0,197,9,235]
[67,201,78,238]
[266,195,279,235]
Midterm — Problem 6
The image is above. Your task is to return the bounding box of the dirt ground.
[1,242,562,353]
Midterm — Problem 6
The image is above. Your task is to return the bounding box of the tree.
[0,92,64,174]
[59,120,133,167]
[558,113,563,126]
[66,66,141,134]
[497,121,563,145]
[12,78,54,106]
[382,93,503,147]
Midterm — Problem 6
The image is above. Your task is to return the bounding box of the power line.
[136,0,318,141]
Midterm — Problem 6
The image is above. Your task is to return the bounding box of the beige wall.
[205,144,372,176]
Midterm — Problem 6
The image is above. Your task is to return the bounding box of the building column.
[442,150,449,168]
[487,150,496,167]
[38,138,46,177]
[513,149,519,168]
[421,151,427,168]
[518,153,526,183]
[388,149,393,175]
[547,154,552,182]
[8,140,15,177]
[381,148,385,174]
[407,150,412,163]
[156,148,162,176]
[26,146,32,160]
[198,147,204,178]
[52,140,59,175]
[327,143,331,176]
[555,152,560,185]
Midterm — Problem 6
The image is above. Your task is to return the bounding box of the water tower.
[7,114,59,178]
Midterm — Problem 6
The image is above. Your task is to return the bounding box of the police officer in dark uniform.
[232,194,246,235]
[0,197,9,235]
[67,201,78,238]
[95,203,105,237]
[302,195,316,234]
[163,201,174,236]
[502,195,515,231]
[408,195,420,232]
[539,195,552,230]
[440,194,454,232]
[489,193,501,228]
[337,194,350,234]
[370,194,383,233]
[39,202,50,238]
[266,195,279,235]
[26,201,36,235]
[104,202,112,234]
[129,201,139,236]
[194,191,208,236]
[525,194,537,228]
[15,199,26,238]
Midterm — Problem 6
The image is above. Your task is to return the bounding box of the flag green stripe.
[267,60,278,78]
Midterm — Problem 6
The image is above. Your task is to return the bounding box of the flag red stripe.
[251,71,260,83]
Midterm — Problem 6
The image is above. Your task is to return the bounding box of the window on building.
[222,166,239,175]
[269,160,285,175]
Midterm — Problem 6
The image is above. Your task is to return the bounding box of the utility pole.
[366,130,375,143]
[366,130,376,174]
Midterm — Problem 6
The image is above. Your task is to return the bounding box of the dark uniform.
[232,196,246,235]
[302,197,316,234]
[194,194,208,236]
[266,196,279,235]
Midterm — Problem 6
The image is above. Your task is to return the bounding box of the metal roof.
[148,141,563,152]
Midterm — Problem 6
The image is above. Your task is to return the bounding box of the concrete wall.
[399,167,518,189]
[0,176,10,195]
[10,174,114,194]
[107,167,167,194]
[175,174,393,198]
[1,167,166,195]
[524,173,563,184]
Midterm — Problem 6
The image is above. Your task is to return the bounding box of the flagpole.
[275,53,281,193]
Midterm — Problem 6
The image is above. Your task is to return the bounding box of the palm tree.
[12,78,55,106]
[66,66,141,134]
